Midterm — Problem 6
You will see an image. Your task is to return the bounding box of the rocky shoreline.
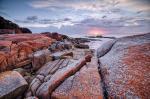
[97,33,150,98]
[0,16,149,99]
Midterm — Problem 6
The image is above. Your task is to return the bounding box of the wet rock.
[0,71,28,99]
[97,39,116,58]
[74,44,89,49]
[98,33,150,98]
[52,57,103,99]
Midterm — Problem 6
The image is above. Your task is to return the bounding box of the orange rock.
[98,33,150,98]
[0,34,54,72]
[0,52,7,72]
[36,55,92,99]
[52,57,103,99]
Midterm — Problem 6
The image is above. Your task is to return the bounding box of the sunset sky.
[0,0,150,36]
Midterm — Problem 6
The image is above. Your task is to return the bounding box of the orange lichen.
[122,43,150,98]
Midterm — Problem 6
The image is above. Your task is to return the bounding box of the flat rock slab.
[0,71,28,99]
[52,57,103,99]
[98,33,150,98]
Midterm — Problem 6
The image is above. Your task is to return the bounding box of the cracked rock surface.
[98,33,150,98]
[52,57,103,99]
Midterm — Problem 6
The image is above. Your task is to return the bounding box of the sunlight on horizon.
[88,28,106,36]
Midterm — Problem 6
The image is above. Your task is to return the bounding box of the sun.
[88,28,105,36]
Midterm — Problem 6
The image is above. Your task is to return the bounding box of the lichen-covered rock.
[52,57,103,99]
[0,34,54,72]
[98,33,150,98]
[0,71,28,99]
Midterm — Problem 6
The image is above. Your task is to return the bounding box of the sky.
[0,0,150,37]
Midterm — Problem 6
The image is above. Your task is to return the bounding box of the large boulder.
[0,71,28,99]
[30,49,52,71]
[97,39,116,58]
[52,57,104,99]
[98,33,150,98]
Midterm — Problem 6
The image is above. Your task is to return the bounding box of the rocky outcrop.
[97,33,150,98]
[25,54,92,99]
[0,16,32,34]
[41,32,68,41]
[0,71,28,99]
[52,57,104,99]
[0,34,54,72]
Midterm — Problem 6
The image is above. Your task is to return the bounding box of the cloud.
[15,16,74,28]
[28,0,150,23]
[11,0,150,35]
[29,0,107,11]
[26,16,38,21]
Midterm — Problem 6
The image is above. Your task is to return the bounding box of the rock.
[0,52,7,72]
[48,41,72,52]
[98,33,150,98]
[13,68,27,76]
[0,34,54,72]
[30,49,52,71]
[74,38,90,43]
[74,44,89,49]
[52,57,103,99]
[0,71,28,99]
[52,51,73,60]
[15,59,32,68]
[26,54,92,98]
[0,40,12,52]
[97,39,116,58]
[51,32,63,41]
[41,32,67,41]
[36,55,92,99]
